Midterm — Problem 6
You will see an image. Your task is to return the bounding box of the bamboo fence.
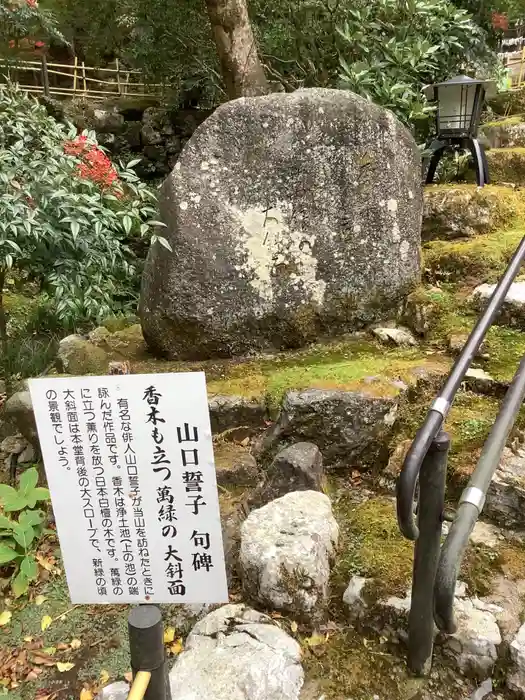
[0,57,162,100]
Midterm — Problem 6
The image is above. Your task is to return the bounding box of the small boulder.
[485,447,525,528]
[422,186,509,241]
[343,575,370,618]
[89,324,147,361]
[471,282,525,329]
[96,682,129,700]
[240,491,339,622]
[56,334,109,375]
[209,395,267,435]
[442,597,502,678]
[169,604,304,700]
[252,442,324,506]
[214,442,258,487]
[372,326,417,347]
[4,389,38,448]
[508,622,525,696]
[464,367,505,396]
[92,108,125,133]
[266,389,399,468]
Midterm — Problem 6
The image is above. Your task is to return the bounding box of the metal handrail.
[397,234,525,540]
[434,356,525,633]
[396,234,525,675]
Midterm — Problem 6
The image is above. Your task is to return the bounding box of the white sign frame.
[29,372,228,605]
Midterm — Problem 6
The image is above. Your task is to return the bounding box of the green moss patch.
[424,225,525,284]
[423,184,523,241]
[330,494,413,601]
[136,338,451,412]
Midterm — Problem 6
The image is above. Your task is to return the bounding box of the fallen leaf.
[35,595,47,606]
[163,627,175,644]
[80,689,94,700]
[99,670,110,685]
[56,643,69,651]
[240,437,250,447]
[290,621,298,634]
[25,668,43,681]
[0,612,11,627]
[23,636,33,643]
[42,647,56,655]
[56,662,75,673]
[70,639,81,650]
[304,633,327,648]
[124,671,133,683]
[169,639,183,655]
[41,615,52,632]
[30,651,57,666]
[36,555,54,572]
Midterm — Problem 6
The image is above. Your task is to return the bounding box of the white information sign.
[29,372,228,605]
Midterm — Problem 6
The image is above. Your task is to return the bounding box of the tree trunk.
[205,0,269,99]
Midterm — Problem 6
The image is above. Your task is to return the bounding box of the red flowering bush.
[64,135,119,189]
[1,0,63,57]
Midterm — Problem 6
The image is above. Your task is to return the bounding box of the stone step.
[422,184,522,242]
[481,117,525,149]
[485,147,525,186]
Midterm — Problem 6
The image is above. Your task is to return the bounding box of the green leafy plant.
[1,0,66,57]
[0,83,165,372]
[0,467,50,597]
[337,0,496,128]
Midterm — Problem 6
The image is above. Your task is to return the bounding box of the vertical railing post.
[128,605,172,700]
[41,55,50,98]
[407,430,450,676]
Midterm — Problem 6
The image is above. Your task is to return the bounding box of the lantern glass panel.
[437,83,477,135]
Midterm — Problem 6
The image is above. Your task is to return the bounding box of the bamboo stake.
[73,56,78,94]
[81,61,87,92]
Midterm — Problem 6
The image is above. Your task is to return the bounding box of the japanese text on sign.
[29,373,228,604]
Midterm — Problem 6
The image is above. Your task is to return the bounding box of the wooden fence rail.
[0,57,162,100]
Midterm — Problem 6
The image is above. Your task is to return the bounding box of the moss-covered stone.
[481,116,525,149]
[424,225,524,284]
[422,184,522,241]
[89,324,148,361]
[486,147,525,185]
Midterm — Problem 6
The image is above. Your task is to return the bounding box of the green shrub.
[337,0,495,126]
[0,467,51,597]
[0,84,164,367]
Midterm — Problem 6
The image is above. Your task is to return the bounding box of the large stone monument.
[140,88,422,359]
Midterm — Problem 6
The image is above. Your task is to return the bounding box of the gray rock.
[17,443,35,464]
[209,395,267,434]
[214,442,258,486]
[464,367,505,396]
[485,447,525,527]
[169,604,304,700]
[422,186,502,241]
[252,442,324,506]
[140,88,422,359]
[96,682,130,700]
[443,597,502,678]
[240,491,338,622]
[508,622,525,696]
[4,389,38,448]
[372,326,417,347]
[471,283,525,329]
[266,389,399,468]
[342,575,370,618]
[481,119,525,149]
[56,334,109,375]
[92,108,125,134]
[485,576,525,643]
[469,521,504,550]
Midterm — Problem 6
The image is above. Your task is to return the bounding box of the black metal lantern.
[423,75,496,187]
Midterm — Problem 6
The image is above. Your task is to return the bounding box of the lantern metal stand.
[423,75,496,187]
